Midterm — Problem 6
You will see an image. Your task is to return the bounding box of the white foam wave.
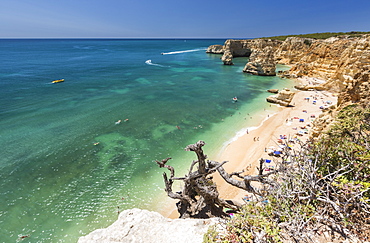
[145,60,166,67]
[222,113,278,148]
[161,48,206,55]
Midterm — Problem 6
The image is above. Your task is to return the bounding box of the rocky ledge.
[266,88,295,107]
[78,208,218,243]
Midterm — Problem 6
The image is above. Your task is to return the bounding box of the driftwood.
[156,141,278,218]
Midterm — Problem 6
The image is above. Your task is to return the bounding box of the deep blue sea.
[0,39,294,242]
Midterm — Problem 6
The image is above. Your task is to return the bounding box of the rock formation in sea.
[243,45,276,76]
[207,39,281,75]
[206,44,224,54]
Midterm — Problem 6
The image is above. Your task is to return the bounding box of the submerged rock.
[78,208,218,243]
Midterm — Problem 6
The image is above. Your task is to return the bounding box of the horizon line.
[0,37,250,40]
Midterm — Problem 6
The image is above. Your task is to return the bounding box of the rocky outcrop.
[266,88,295,106]
[224,39,253,57]
[78,208,218,243]
[218,39,280,65]
[206,44,224,54]
[221,50,234,65]
[267,89,279,93]
[243,46,276,75]
[215,39,281,75]
[217,40,253,65]
[275,37,314,64]
[338,67,370,106]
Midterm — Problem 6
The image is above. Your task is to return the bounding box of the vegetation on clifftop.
[261,31,370,41]
[204,105,370,242]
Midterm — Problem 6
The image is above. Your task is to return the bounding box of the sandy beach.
[214,78,337,203]
[165,77,337,218]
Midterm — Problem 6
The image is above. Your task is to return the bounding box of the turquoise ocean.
[0,39,294,242]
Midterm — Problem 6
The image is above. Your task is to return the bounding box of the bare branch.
[185,141,207,174]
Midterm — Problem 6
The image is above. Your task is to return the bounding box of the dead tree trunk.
[156,141,278,218]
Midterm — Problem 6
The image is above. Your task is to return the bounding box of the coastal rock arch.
[207,39,281,76]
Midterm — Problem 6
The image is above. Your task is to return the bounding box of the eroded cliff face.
[207,39,280,73]
[243,46,276,76]
[220,39,253,65]
[206,44,224,54]
[275,37,314,65]
[208,35,370,108]
[279,35,370,107]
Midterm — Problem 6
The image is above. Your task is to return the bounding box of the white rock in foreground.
[78,208,218,243]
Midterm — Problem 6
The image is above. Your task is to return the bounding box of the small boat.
[232,97,238,102]
[52,79,64,83]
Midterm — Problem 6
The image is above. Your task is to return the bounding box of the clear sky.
[1,0,370,38]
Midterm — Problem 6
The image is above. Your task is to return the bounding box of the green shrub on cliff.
[261,31,370,41]
[315,104,370,194]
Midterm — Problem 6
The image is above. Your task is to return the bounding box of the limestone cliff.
[206,44,224,54]
[78,208,217,243]
[207,39,280,73]
[208,35,370,108]
[274,37,314,65]
[243,46,276,76]
[278,35,370,107]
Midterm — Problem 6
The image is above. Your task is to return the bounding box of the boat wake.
[161,48,206,55]
[145,60,167,67]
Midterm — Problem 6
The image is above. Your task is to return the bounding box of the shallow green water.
[0,39,294,242]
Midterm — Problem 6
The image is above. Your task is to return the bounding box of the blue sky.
[1,0,369,38]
